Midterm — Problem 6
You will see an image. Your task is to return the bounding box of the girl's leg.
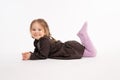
[77,22,96,57]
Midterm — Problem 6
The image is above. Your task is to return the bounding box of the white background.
[0,0,120,80]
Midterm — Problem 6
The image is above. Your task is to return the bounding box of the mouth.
[34,34,40,37]
[32,34,39,38]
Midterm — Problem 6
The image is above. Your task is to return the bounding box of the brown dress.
[30,36,85,60]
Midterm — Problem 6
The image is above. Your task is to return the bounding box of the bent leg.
[77,22,96,57]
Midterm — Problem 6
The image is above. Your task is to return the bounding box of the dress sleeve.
[30,37,50,60]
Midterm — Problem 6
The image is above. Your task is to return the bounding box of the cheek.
[39,31,44,34]
[30,31,34,34]
[30,31,35,36]
[41,32,46,36]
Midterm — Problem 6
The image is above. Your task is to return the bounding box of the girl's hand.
[22,52,31,60]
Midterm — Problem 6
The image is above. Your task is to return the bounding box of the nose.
[34,30,39,33]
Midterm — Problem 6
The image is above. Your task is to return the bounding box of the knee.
[83,49,97,57]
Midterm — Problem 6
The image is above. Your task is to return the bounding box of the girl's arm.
[30,37,50,60]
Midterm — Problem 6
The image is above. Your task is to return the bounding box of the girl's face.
[30,22,45,40]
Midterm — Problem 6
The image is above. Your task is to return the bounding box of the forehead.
[32,22,44,29]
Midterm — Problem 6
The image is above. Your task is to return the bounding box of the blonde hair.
[30,18,51,36]
[30,18,56,41]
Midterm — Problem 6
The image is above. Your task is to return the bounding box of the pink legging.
[77,22,96,57]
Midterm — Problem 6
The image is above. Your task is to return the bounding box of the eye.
[32,29,36,31]
[38,29,41,31]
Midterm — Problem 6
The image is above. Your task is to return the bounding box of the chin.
[34,38,40,40]
[35,37,41,40]
[32,36,41,40]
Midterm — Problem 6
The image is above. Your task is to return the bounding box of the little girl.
[22,18,96,60]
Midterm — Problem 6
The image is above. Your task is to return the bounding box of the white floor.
[0,52,120,80]
[0,0,120,80]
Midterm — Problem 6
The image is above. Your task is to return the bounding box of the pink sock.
[77,22,96,57]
